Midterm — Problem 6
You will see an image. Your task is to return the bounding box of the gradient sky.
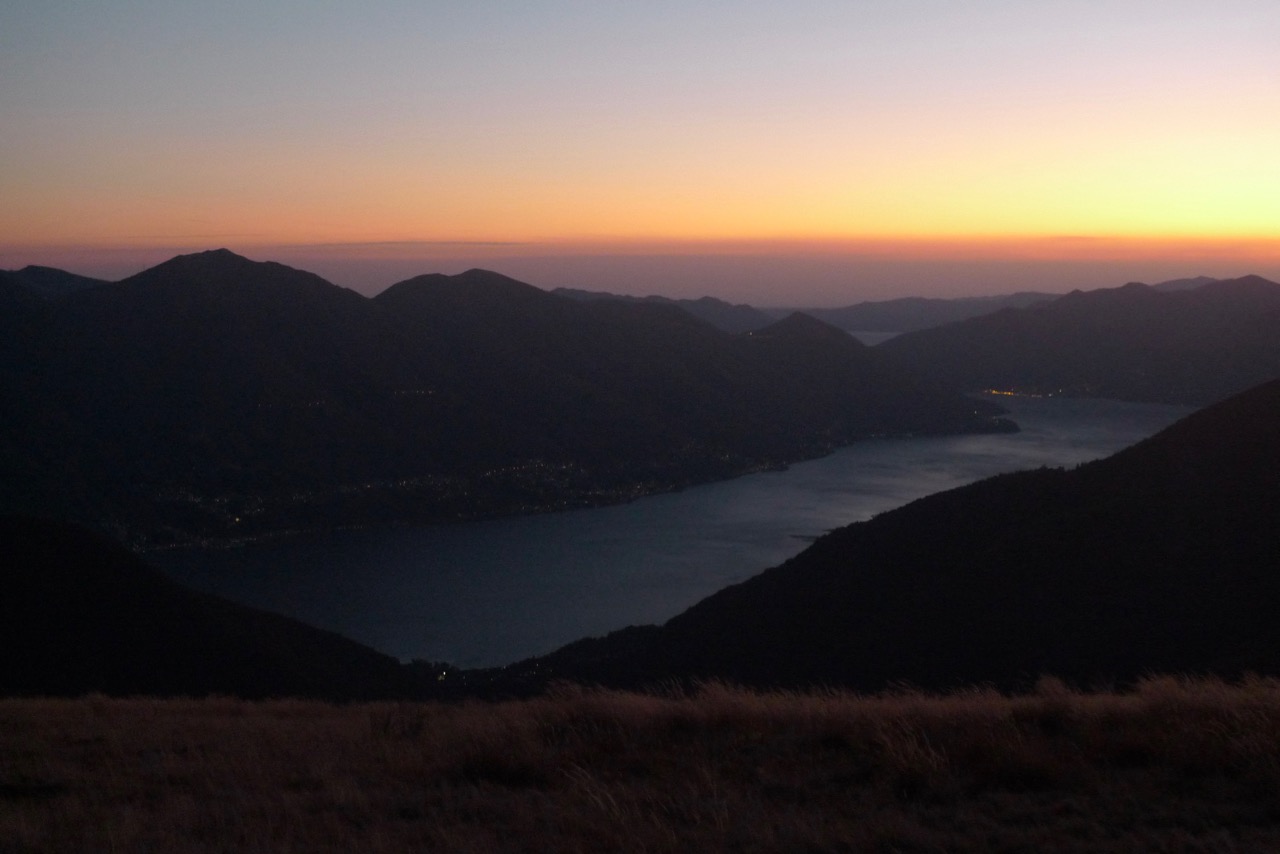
[2,1,1277,303]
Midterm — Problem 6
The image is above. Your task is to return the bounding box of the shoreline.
[134,414,1017,554]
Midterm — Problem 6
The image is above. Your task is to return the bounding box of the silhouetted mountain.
[0,265,109,298]
[878,276,1280,404]
[0,515,419,698]
[2,250,1006,546]
[492,378,1280,694]
[794,291,1057,333]
[553,286,777,333]
[1,250,415,541]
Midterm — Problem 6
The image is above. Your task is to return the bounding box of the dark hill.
[736,313,1002,438]
[0,265,109,298]
[0,515,418,699]
[1,252,1006,546]
[879,276,1280,404]
[371,276,1006,472]
[0,250,425,539]
[749,311,860,344]
[381,268,563,321]
[499,378,1280,694]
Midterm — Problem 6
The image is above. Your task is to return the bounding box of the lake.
[155,395,1191,668]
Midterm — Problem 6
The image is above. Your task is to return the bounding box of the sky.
[2,1,1277,304]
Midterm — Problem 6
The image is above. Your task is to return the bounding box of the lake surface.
[156,396,1191,668]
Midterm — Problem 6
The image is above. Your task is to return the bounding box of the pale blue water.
[155,396,1191,668]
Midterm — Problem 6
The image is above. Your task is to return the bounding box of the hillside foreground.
[5,677,1280,852]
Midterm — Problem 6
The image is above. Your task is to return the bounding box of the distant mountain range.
[879,276,1280,405]
[539,275,1280,406]
[555,276,1224,336]
[8,254,1279,701]
[486,376,1280,694]
[555,285,1060,334]
[0,250,1006,546]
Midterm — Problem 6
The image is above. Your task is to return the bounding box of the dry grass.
[5,676,1280,852]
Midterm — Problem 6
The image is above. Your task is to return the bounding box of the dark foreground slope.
[1,250,1006,546]
[879,276,1280,405]
[0,515,419,699]
[9,680,1280,852]
[500,377,1280,693]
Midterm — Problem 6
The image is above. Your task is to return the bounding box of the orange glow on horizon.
[4,2,1276,285]
[6,233,1280,268]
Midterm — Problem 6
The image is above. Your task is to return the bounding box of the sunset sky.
[2,1,1277,304]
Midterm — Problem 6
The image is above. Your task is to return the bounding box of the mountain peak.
[168,247,251,267]
[751,312,860,345]
[376,268,552,311]
[115,249,350,305]
[456,267,521,283]
[128,249,260,281]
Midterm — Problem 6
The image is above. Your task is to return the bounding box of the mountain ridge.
[879,275,1280,404]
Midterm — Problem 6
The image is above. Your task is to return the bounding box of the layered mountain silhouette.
[800,291,1058,333]
[550,277,1229,338]
[487,377,1280,693]
[553,287,776,334]
[1,250,1006,545]
[0,515,419,699]
[879,276,1280,404]
[554,286,1060,335]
